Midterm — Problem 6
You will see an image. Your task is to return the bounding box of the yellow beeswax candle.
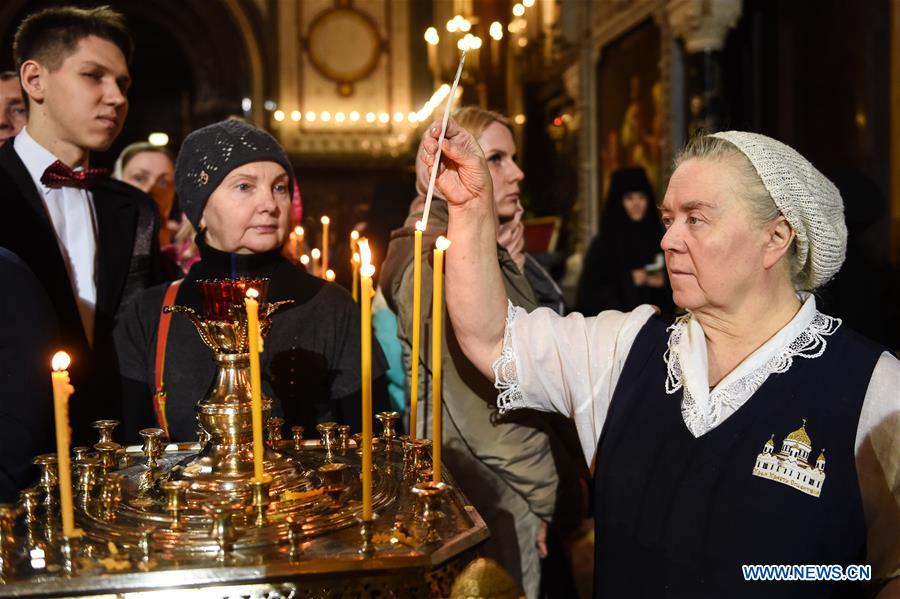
[352,252,360,303]
[432,236,450,482]
[321,216,330,275]
[409,221,425,438]
[51,351,76,537]
[294,226,304,260]
[311,248,321,278]
[245,289,265,481]
[358,239,374,520]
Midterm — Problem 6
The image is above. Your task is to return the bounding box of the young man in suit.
[0,6,158,445]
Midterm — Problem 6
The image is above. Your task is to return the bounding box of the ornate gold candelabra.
[0,278,488,597]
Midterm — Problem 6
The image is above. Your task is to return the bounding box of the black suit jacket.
[0,141,159,444]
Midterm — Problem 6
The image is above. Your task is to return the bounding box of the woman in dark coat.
[114,120,388,443]
[576,167,670,316]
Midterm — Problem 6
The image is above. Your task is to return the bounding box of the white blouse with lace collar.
[492,296,900,579]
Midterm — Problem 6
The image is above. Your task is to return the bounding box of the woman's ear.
[762,216,795,269]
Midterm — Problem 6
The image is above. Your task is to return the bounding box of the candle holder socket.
[74,457,99,505]
[357,513,378,556]
[266,416,284,449]
[72,447,91,463]
[411,481,448,544]
[160,480,189,528]
[19,487,40,522]
[338,425,351,450]
[99,474,123,520]
[286,516,305,559]
[94,442,120,473]
[60,533,80,576]
[317,462,348,486]
[206,505,239,555]
[139,428,165,469]
[409,438,432,471]
[32,454,58,506]
[316,422,338,461]
[375,411,401,445]
[291,426,305,451]
[249,477,272,527]
[91,419,119,445]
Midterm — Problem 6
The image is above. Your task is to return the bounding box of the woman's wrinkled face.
[622,191,648,222]
[478,121,523,221]
[660,158,771,312]
[122,150,175,215]
[200,161,291,255]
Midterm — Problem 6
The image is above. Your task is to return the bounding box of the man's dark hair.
[13,5,133,71]
[0,71,18,83]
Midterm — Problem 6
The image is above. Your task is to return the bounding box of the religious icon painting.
[751,419,826,498]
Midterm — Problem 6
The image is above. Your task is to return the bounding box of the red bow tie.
[40,160,109,190]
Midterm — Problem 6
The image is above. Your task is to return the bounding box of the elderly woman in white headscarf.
[422,123,900,597]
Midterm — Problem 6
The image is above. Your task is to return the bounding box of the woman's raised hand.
[421,118,493,210]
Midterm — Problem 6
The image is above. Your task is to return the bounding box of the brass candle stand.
[0,278,488,597]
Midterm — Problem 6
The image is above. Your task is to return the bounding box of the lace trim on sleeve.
[492,300,525,414]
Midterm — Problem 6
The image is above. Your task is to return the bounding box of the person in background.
[383,107,584,599]
[115,119,389,443]
[0,6,158,444]
[576,166,671,316]
[114,142,177,245]
[0,71,27,144]
[114,141,195,278]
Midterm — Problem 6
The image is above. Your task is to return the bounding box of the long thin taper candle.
[321,216,330,275]
[409,221,425,438]
[432,236,451,482]
[358,239,374,519]
[352,252,360,302]
[51,351,76,537]
[311,248,321,278]
[294,226,304,260]
[245,289,265,481]
[421,48,468,228]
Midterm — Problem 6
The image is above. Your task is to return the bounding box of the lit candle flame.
[358,239,375,277]
[294,226,303,235]
[300,254,310,265]
[311,248,321,259]
[435,236,452,251]
[415,220,426,232]
[246,288,259,299]
[320,216,330,225]
[350,230,359,241]
[353,252,360,264]
[51,351,71,372]
[325,269,335,281]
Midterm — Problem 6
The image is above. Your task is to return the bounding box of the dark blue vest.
[593,316,883,598]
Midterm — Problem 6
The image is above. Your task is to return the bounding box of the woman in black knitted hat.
[113,119,388,443]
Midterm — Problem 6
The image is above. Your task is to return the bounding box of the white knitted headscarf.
[710,131,847,290]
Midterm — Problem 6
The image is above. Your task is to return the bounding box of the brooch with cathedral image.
[751,419,826,498]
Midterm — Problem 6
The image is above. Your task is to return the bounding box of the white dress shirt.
[14,128,97,345]
[495,294,900,579]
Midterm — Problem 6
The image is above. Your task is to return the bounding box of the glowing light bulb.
[513,3,525,17]
[490,22,503,41]
[424,27,439,45]
[290,110,301,122]
[273,110,285,122]
[350,111,360,122]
